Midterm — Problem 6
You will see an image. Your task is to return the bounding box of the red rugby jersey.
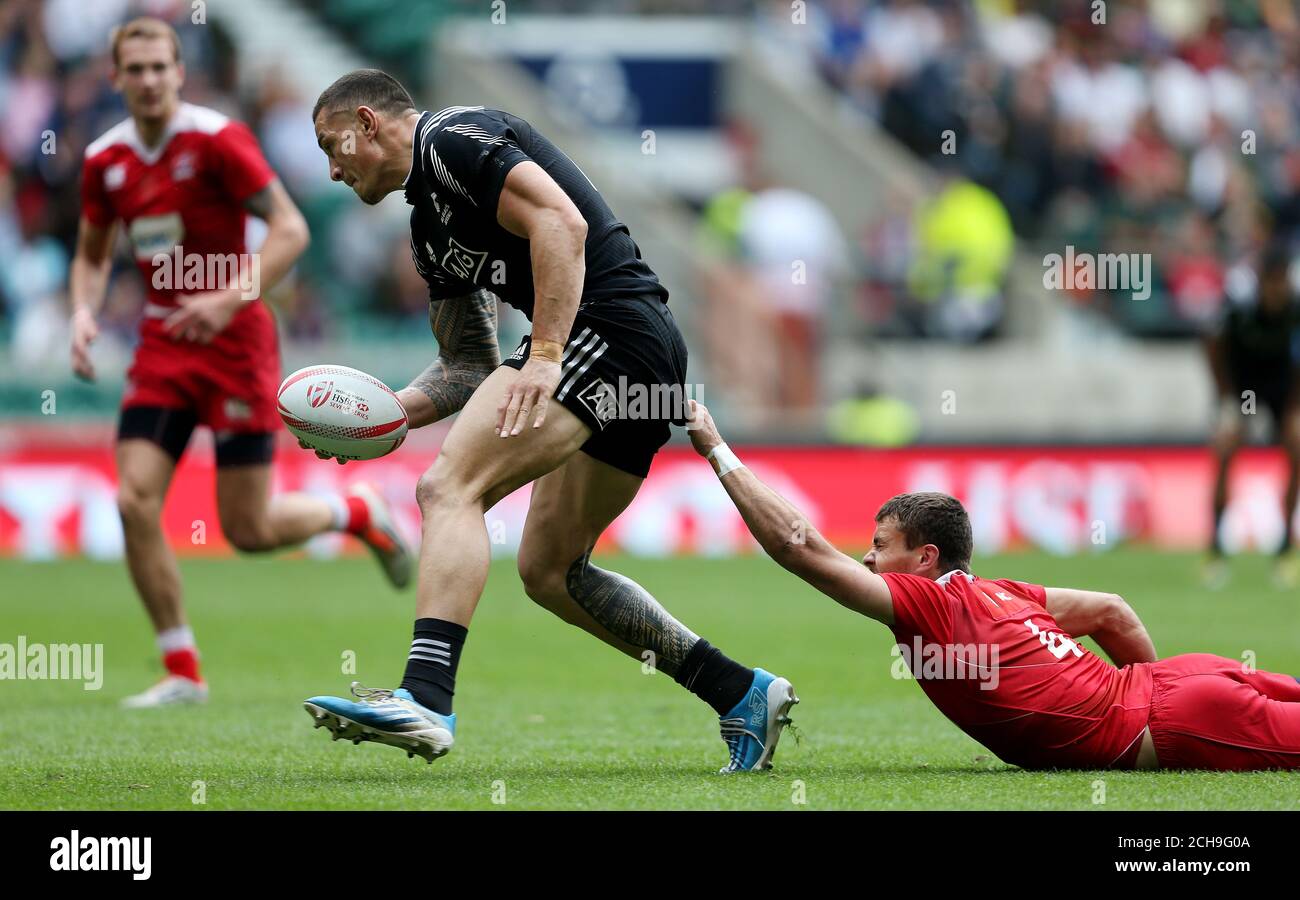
[883,571,1152,769]
[80,102,274,311]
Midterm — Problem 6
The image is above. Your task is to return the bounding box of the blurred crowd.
[8,0,1299,423]
[789,0,1300,336]
[0,0,438,379]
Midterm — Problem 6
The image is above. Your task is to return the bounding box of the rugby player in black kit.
[1204,241,1300,588]
[301,69,798,772]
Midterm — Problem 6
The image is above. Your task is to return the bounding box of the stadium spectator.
[905,173,1014,341]
[738,186,849,413]
[791,0,1300,337]
[697,123,849,424]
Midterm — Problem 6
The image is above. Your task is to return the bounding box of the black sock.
[399,618,467,715]
[674,638,753,716]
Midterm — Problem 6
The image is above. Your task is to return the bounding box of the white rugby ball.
[277,364,408,461]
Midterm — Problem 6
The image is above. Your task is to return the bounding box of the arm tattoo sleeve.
[407,289,501,421]
[566,549,699,677]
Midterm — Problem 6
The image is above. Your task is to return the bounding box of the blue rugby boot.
[718,668,799,773]
[305,682,455,764]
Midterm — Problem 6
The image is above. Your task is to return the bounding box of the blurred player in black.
[1203,242,1300,587]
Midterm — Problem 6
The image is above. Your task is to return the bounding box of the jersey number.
[1023,618,1084,660]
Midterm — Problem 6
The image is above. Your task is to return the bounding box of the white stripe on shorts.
[558,333,605,398]
[558,340,609,401]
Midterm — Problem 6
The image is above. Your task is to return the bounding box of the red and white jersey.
[79,102,274,312]
[882,571,1153,769]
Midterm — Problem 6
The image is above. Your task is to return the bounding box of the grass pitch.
[1,550,1297,810]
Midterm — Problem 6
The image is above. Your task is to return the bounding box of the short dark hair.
[876,492,973,574]
[312,69,415,123]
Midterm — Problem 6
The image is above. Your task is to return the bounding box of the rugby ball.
[277,364,408,461]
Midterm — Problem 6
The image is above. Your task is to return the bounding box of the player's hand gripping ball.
[277,365,408,464]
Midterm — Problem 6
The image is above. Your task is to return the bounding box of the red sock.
[344,495,371,535]
[163,647,202,683]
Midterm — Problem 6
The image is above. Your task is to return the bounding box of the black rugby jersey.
[1219,290,1300,375]
[403,106,668,317]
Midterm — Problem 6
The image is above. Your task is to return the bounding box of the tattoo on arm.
[566,550,698,676]
[408,289,501,421]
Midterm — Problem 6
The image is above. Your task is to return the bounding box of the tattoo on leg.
[566,550,698,676]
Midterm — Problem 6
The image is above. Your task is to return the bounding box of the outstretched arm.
[688,401,895,624]
[398,288,501,429]
[1044,587,1156,666]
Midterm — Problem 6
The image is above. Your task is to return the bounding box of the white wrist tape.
[707,442,744,477]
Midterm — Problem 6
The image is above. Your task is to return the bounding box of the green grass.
[1,550,1297,810]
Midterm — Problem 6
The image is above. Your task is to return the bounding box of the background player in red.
[688,400,1300,771]
[69,17,411,708]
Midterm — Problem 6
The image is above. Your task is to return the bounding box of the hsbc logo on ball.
[306,381,334,408]
[303,382,371,421]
